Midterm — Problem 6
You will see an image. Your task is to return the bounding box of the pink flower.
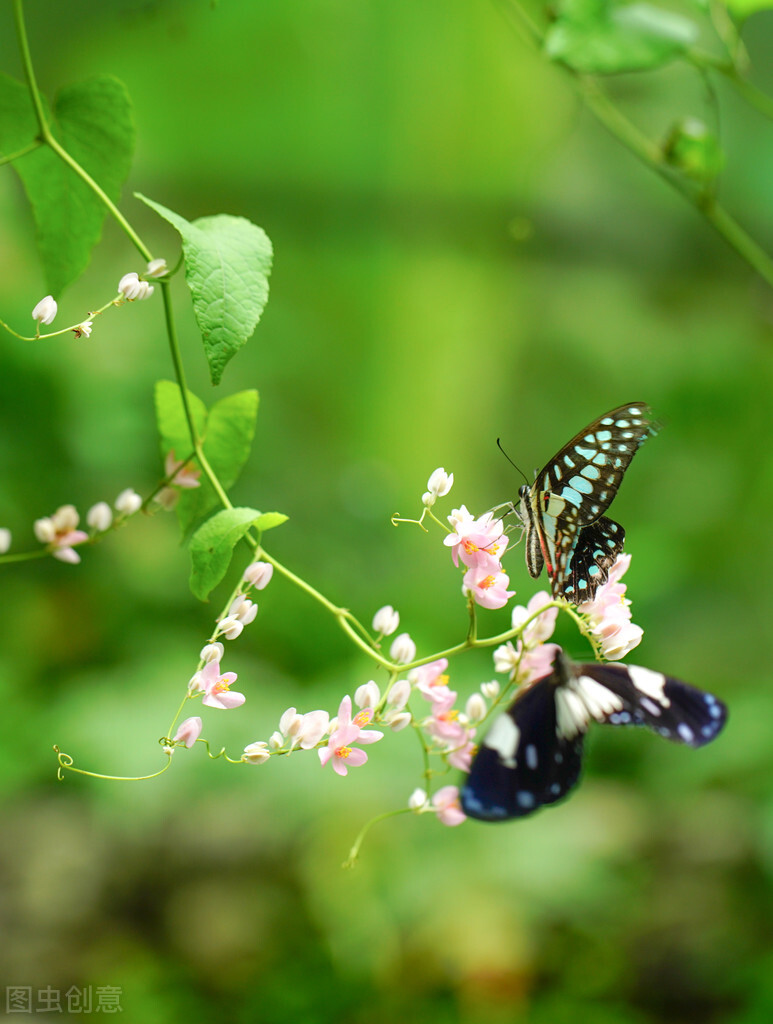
[200,660,246,709]
[432,786,467,827]
[511,591,557,647]
[425,690,467,746]
[173,717,202,748]
[33,505,89,564]
[444,508,507,570]
[578,554,643,660]
[318,695,383,776]
[462,564,515,610]
[164,449,201,489]
[518,642,561,686]
[447,736,476,772]
[411,659,450,702]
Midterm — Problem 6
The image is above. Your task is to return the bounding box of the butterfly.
[460,648,728,821]
[517,403,655,604]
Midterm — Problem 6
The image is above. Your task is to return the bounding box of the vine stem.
[12,0,152,261]
[494,0,773,290]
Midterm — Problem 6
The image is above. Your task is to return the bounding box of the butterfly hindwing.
[460,651,728,822]
[561,516,625,605]
[461,661,584,821]
[518,403,654,602]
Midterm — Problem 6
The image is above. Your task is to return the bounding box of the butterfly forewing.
[460,650,728,822]
[518,403,655,602]
[575,663,728,745]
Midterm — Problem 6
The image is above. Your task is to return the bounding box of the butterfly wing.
[572,663,728,746]
[460,652,728,823]
[561,516,625,604]
[460,667,585,821]
[518,403,654,602]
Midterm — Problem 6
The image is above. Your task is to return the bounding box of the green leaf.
[154,382,262,538]
[724,0,773,15]
[254,512,289,532]
[189,507,262,601]
[154,379,208,461]
[177,389,260,536]
[205,390,260,490]
[544,0,698,74]
[136,194,273,386]
[0,75,134,295]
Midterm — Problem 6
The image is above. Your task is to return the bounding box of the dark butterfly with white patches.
[517,403,655,604]
[460,648,727,821]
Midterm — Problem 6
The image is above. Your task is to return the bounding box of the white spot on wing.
[525,744,538,770]
[484,714,520,768]
[628,665,671,707]
[555,686,590,740]
[574,675,624,721]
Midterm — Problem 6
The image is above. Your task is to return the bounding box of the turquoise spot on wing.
[568,475,593,495]
[574,445,595,459]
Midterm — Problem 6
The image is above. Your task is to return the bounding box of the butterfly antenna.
[496,438,529,487]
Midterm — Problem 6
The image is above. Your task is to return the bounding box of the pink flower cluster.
[409,785,466,826]
[444,506,515,610]
[241,694,385,775]
[31,491,143,564]
[413,659,478,771]
[577,554,643,660]
[493,591,559,685]
[185,560,275,721]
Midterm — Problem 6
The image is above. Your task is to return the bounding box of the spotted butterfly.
[517,403,655,604]
[460,649,728,821]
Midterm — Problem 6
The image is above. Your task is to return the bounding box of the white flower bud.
[243,561,274,589]
[372,604,400,636]
[390,632,416,665]
[354,680,380,709]
[188,671,205,693]
[421,490,435,507]
[115,488,142,515]
[118,272,142,300]
[279,707,303,738]
[243,741,270,765]
[0,528,10,554]
[481,680,500,700]
[218,616,244,640]
[387,710,412,732]
[268,731,284,750]
[464,693,487,723]
[199,642,224,663]
[387,678,411,710]
[52,505,80,532]
[229,597,258,625]
[298,710,330,748]
[86,501,112,532]
[408,787,429,811]
[426,467,453,498]
[32,295,57,325]
[493,642,518,675]
[53,547,81,564]
[33,517,55,543]
[146,258,168,277]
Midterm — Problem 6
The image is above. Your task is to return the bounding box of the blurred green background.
[1,0,773,1021]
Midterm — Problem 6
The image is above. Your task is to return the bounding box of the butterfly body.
[460,650,728,822]
[517,403,654,603]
